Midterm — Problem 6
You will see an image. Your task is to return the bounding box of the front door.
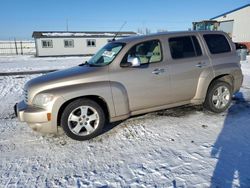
[110,40,171,112]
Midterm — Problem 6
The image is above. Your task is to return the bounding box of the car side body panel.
[109,81,130,119]
[42,81,116,120]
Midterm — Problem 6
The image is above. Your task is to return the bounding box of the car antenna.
[112,21,127,41]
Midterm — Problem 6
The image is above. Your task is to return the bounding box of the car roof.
[115,30,227,44]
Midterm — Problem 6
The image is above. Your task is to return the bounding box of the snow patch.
[0,55,250,187]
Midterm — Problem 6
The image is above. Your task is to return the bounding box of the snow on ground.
[0,56,250,187]
[0,55,90,73]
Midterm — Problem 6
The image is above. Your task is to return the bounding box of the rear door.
[167,35,213,103]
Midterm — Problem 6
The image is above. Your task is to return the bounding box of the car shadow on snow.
[210,92,250,187]
[155,105,204,117]
[100,105,204,138]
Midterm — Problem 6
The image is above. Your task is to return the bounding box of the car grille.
[23,89,28,103]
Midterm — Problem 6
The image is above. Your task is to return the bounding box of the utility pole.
[14,38,18,55]
[66,18,69,32]
[20,41,23,55]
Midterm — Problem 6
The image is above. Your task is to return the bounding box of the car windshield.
[87,42,125,66]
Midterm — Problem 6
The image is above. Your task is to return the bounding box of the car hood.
[25,65,108,103]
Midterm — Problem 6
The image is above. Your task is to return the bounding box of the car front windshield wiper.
[79,61,97,67]
[78,61,88,66]
[78,61,101,67]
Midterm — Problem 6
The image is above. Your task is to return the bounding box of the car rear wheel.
[204,81,232,113]
[61,99,105,141]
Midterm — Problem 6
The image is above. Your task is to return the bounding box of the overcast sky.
[0,0,249,40]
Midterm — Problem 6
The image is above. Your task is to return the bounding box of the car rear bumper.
[15,101,57,133]
[234,71,244,93]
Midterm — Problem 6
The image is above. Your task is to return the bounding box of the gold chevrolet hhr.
[15,31,243,141]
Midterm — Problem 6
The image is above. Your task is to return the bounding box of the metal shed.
[211,4,250,50]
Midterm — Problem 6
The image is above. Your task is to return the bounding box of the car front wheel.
[61,98,105,141]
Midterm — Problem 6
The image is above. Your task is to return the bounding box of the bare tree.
[157,29,168,33]
[145,28,151,35]
[137,27,151,35]
[137,28,144,35]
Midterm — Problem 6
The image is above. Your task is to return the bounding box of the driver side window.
[122,40,162,66]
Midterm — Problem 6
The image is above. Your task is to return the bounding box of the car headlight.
[32,93,54,107]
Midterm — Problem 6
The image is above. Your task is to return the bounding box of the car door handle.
[196,62,207,68]
[152,68,165,75]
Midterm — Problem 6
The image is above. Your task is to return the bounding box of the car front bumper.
[14,101,57,133]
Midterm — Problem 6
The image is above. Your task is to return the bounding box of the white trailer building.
[32,31,136,57]
[211,4,250,49]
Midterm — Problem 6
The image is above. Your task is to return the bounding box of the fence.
[0,40,36,55]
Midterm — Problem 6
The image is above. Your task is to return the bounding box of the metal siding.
[212,6,250,42]
[36,37,113,57]
[218,21,234,36]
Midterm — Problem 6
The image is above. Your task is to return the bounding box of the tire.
[61,98,105,141]
[204,81,232,113]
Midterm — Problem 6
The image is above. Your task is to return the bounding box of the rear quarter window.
[203,34,231,54]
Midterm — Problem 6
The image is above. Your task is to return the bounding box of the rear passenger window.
[203,34,231,54]
[169,36,202,59]
[192,36,202,56]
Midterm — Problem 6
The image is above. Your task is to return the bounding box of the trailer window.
[64,39,74,48]
[87,39,96,47]
[42,40,53,48]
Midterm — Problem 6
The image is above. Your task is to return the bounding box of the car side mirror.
[127,56,141,67]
